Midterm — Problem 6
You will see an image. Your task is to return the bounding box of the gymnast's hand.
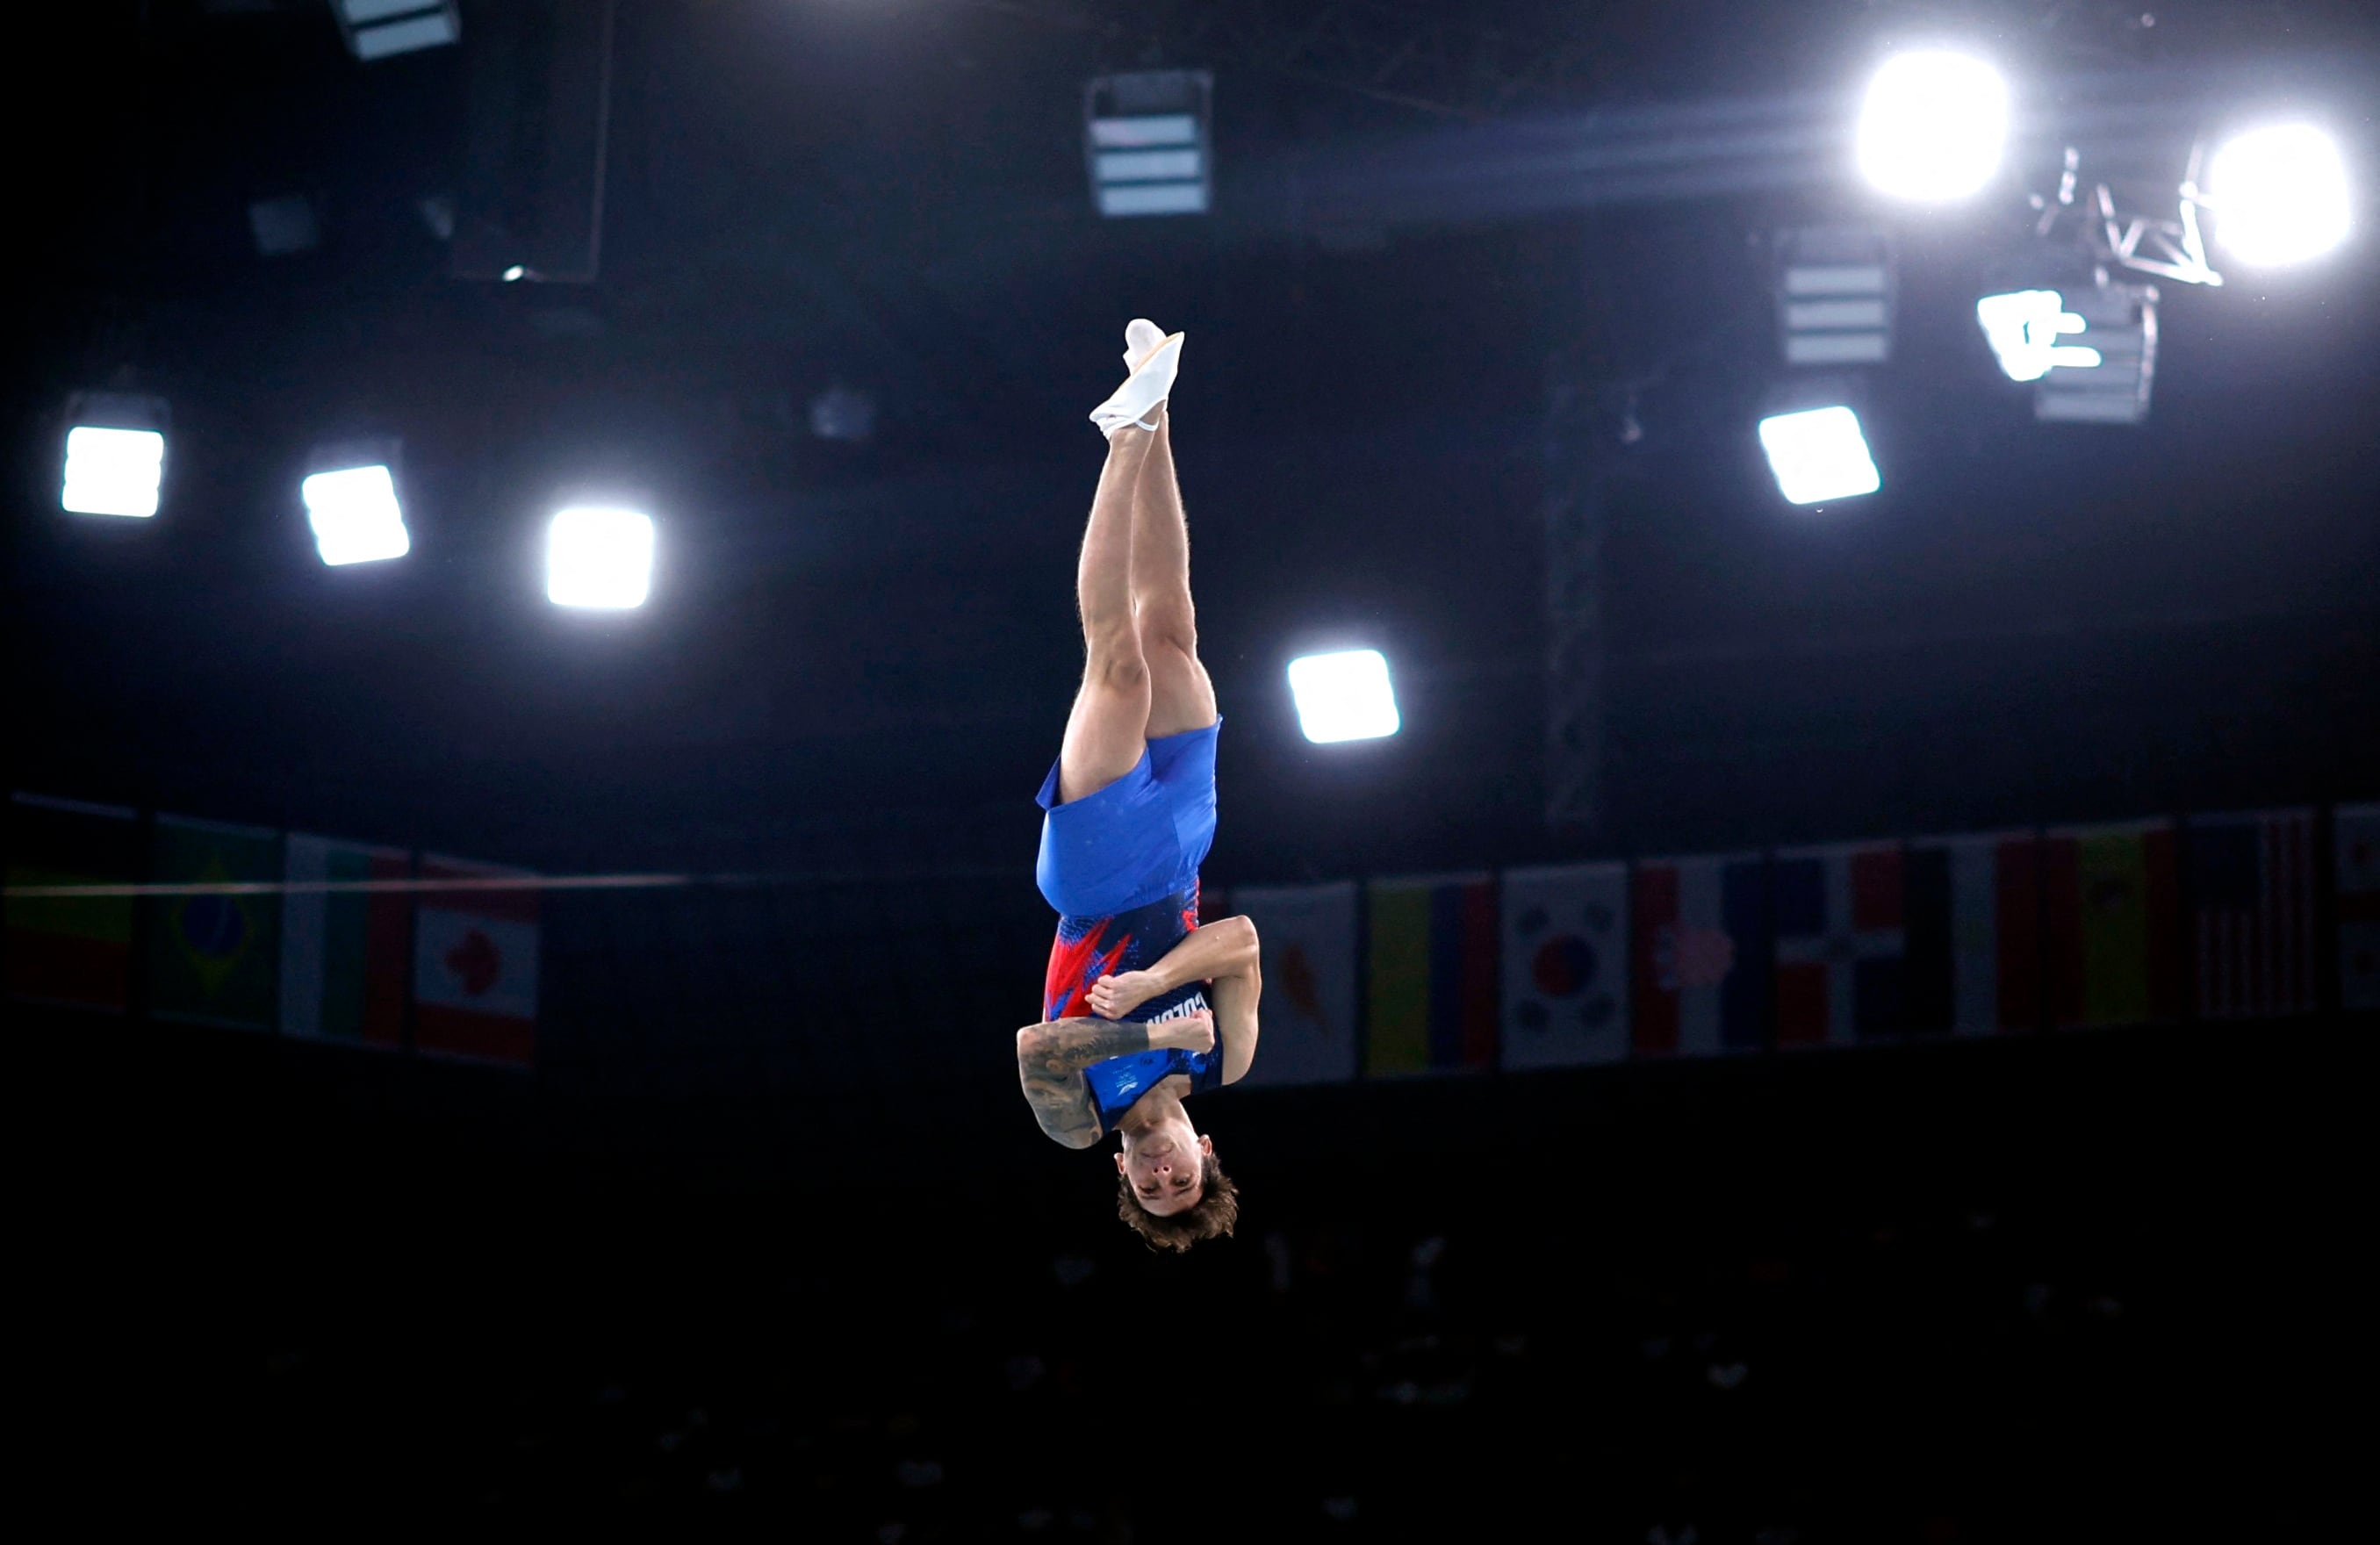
[1089,969,1164,1020]
[1148,1008,1217,1056]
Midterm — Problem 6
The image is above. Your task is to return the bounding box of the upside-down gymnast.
[1015,320,1263,1254]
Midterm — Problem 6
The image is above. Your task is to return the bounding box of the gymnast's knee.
[1083,636,1149,694]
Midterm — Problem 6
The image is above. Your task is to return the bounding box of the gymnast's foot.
[1090,319,1182,435]
[1122,317,1165,370]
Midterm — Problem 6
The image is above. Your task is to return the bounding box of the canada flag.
[413,855,539,1067]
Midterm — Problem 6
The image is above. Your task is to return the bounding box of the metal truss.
[2031,143,2223,288]
[968,0,1609,121]
[1541,349,1618,837]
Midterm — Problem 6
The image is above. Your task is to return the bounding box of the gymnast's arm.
[1014,1017,1165,1148]
[1204,920,1262,1085]
[1089,915,1262,1083]
[1087,913,1260,1020]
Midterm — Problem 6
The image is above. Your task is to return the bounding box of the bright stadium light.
[1975,290,2101,382]
[1856,51,2009,203]
[2205,124,2351,267]
[63,428,166,518]
[1288,650,1400,744]
[61,392,170,518]
[1757,406,1881,506]
[548,507,654,609]
[302,464,410,566]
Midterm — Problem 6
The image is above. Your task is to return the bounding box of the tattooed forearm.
[1020,1064,1104,1147]
[1019,1017,1154,1073]
[1015,1018,1151,1149]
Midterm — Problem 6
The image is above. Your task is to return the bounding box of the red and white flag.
[1631,852,1769,1058]
[413,855,539,1067]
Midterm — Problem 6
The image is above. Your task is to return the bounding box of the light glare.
[548,507,654,609]
[2207,124,2351,267]
[1288,650,1400,744]
[301,465,411,565]
[62,426,166,518]
[1976,290,2100,382]
[1856,51,2009,203]
[1757,406,1881,506]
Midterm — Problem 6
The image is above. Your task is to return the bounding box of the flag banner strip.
[155,814,280,839]
[6,873,696,899]
[3,865,1039,899]
[10,792,140,820]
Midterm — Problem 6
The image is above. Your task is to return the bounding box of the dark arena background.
[10,2,2376,1538]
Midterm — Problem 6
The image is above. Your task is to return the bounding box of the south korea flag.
[1500,863,1629,1068]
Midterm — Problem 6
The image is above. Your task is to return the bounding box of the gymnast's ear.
[1114,1150,1127,1175]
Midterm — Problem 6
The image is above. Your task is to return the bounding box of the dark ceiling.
[10,0,2379,885]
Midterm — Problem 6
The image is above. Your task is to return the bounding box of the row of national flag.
[1221,805,2380,1088]
[3,794,539,1068]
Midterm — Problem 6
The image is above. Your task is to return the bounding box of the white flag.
[1229,881,1358,1087]
[1500,863,1629,1068]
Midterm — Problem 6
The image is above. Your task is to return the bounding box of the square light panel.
[547,507,654,609]
[302,464,410,565]
[1288,649,1400,744]
[1757,406,1881,506]
[62,426,166,518]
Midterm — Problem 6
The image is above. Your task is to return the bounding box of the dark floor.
[21,1008,2353,1539]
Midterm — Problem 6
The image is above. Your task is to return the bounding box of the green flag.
[280,834,410,1047]
[147,815,281,1031]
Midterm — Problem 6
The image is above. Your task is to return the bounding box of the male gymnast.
[1014,320,1262,1254]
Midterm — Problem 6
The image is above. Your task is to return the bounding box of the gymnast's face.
[1116,1124,1212,1217]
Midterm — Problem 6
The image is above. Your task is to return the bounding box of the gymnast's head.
[1114,1123,1239,1252]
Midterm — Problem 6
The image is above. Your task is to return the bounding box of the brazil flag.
[147,815,281,1031]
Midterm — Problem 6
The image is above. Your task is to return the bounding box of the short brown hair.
[1116,1153,1239,1253]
